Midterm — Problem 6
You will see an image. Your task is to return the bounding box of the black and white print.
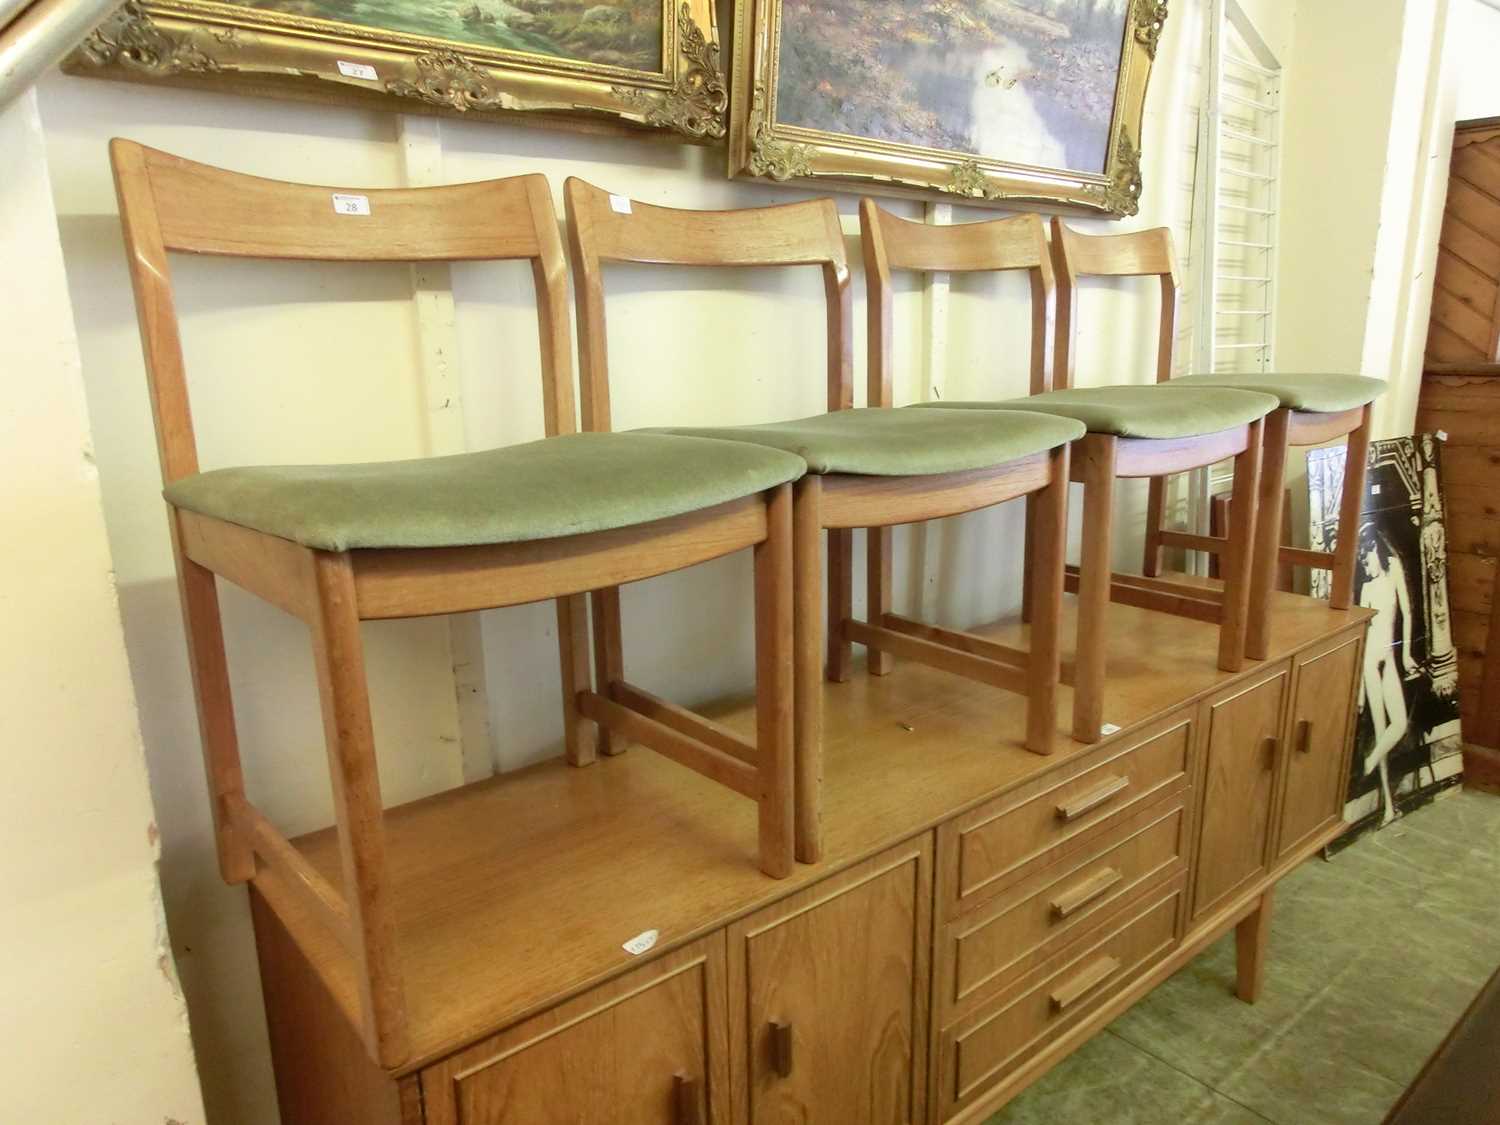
[1308,434,1463,840]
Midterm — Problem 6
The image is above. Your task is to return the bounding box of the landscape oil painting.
[776,0,1127,174]
[730,0,1164,214]
[241,0,664,72]
[68,0,723,141]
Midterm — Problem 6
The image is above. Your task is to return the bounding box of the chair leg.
[754,483,796,878]
[589,586,626,755]
[793,476,825,865]
[555,594,597,766]
[1027,445,1069,755]
[173,527,255,885]
[826,526,853,683]
[1218,420,1263,673]
[1235,887,1275,1003]
[1020,493,1036,625]
[309,551,409,1068]
[1246,410,1290,661]
[867,525,894,675]
[1143,475,1167,577]
[1330,404,1374,610]
[1072,435,1117,745]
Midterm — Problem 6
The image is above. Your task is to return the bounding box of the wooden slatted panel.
[1415,368,1500,748]
[1427,121,1500,364]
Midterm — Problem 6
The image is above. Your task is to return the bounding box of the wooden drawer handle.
[770,1021,794,1078]
[1262,735,1279,771]
[1050,866,1124,920]
[673,1074,702,1125]
[1295,719,1313,754]
[1056,775,1130,822]
[1050,955,1121,1013]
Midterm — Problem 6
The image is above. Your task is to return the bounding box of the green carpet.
[989,789,1500,1124]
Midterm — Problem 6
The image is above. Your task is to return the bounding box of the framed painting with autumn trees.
[65,0,725,142]
[728,0,1167,215]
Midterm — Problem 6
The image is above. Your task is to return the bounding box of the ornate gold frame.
[64,0,726,142]
[728,0,1167,216]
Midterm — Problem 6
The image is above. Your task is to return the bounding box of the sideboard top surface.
[288,588,1370,1072]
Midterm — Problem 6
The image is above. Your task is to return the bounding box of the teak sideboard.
[255,590,1370,1125]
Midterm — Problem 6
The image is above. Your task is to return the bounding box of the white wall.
[0,89,205,1124]
[31,3,1428,1121]
[1276,0,1462,440]
[1451,0,1500,117]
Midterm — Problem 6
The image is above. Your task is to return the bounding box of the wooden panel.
[1437,212,1500,283]
[1190,664,1289,921]
[940,800,1186,1019]
[1440,446,1500,492]
[938,884,1183,1120]
[1417,376,1500,444]
[249,888,414,1125]
[1447,180,1500,253]
[1417,365,1500,745]
[1449,552,1497,615]
[1275,633,1362,862]
[421,937,729,1125]
[1453,140,1500,199]
[1434,248,1499,317]
[1431,288,1494,354]
[1429,321,1486,363]
[1443,509,1500,558]
[729,837,931,1125]
[939,711,1195,919]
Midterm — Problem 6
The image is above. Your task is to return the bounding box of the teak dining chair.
[565,179,1084,865]
[872,204,1279,744]
[1052,219,1385,660]
[111,142,805,1069]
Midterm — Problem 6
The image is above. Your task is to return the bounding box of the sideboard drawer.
[936,882,1184,1120]
[939,799,1187,1020]
[938,710,1195,919]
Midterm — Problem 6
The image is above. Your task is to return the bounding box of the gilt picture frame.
[728,0,1167,215]
[63,0,726,143]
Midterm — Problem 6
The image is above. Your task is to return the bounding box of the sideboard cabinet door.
[1274,631,1363,863]
[1190,664,1291,922]
[728,836,933,1125]
[420,936,729,1125]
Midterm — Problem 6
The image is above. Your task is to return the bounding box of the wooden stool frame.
[111,142,795,1070]
[863,204,1263,745]
[566,180,1071,867]
[1062,218,1375,660]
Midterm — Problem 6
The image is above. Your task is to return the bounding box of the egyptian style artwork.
[1309,435,1464,841]
[729,0,1164,214]
[65,0,726,141]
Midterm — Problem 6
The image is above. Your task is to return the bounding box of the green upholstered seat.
[914,386,1279,440]
[163,432,807,552]
[1165,371,1386,414]
[642,407,1085,477]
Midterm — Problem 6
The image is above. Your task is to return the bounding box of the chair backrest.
[860,201,1055,403]
[1050,216,1180,390]
[109,139,575,485]
[563,176,852,431]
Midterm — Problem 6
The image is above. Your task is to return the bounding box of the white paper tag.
[622,928,659,956]
[331,192,371,216]
[336,59,379,81]
[609,193,633,215]
[1436,429,1448,442]
[1371,484,1381,495]
[1100,722,1122,736]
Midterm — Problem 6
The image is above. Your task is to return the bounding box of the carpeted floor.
[989,789,1500,1125]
